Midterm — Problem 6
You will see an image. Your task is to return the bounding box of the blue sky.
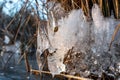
[2,0,23,16]
[0,0,47,19]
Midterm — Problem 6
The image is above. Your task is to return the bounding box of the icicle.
[36,26,50,71]
[50,11,57,32]
[36,27,50,56]
[91,4,116,54]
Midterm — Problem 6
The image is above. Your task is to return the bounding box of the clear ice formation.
[37,3,120,76]
[1,41,21,68]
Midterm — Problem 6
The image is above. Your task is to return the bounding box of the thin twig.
[17,36,35,64]
[31,69,92,80]
[3,52,14,70]
[109,23,120,51]
[24,52,30,72]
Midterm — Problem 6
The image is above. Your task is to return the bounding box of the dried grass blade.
[109,24,120,50]
[31,69,92,80]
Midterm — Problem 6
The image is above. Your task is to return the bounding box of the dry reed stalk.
[13,0,28,43]
[85,0,90,18]
[102,0,110,17]
[17,36,35,64]
[71,0,75,9]
[24,52,30,72]
[102,1,106,16]
[115,0,119,19]
[81,0,87,16]
[20,14,31,42]
[106,0,110,17]
[3,52,14,69]
[31,69,92,80]
[98,0,110,17]
[24,15,31,27]
[92,0,97,4]
[13,14,23,43]
[5,0,22,30]
[47,0,120,19]
[72,0,80,9]
[5,16,16,30]
[81,0,84,11]
[99,0,102,12]
[109,24,120,51]
[113,0,119,18]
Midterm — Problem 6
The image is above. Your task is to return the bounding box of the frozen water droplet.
[4,35,10,44]
[10,66,14,69]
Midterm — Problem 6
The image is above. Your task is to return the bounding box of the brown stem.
[31,69,91,80]
[24,52,30,72]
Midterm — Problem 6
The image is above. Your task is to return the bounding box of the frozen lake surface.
[0,59,41,80]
